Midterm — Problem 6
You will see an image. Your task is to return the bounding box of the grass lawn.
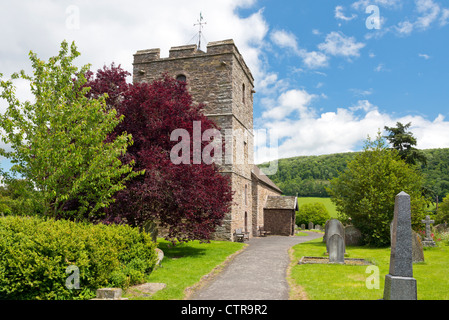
[297,197,338,218]
[127,239,246,300]
[289,237,449,300]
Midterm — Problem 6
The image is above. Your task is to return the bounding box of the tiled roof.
[252,166,282,194]
[264,196,298,210]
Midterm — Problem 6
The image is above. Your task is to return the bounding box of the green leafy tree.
[384,122,427,166]
[296,202,330,227]
[435,194,449,224]
[0,179,43,216]
[0,41,140,220]
[327,132,428,247]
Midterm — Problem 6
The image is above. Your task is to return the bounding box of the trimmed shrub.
[296,202,331,227]
[0,216,157,300]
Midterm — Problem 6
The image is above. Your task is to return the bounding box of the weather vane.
[194,12,207,50]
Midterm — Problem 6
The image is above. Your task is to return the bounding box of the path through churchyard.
[189,232,323,300]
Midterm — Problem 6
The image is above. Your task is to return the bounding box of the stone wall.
[133,40,257,242]
[251,177,282,237]
[263,209,295,236]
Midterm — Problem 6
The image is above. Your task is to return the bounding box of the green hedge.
[0,216,157,300]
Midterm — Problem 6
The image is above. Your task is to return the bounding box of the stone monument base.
[422,240,436,247]
[383,274,417,300]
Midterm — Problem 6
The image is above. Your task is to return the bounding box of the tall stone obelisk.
[383,192,417,300]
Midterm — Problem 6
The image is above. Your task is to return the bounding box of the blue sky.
[0,0,448,165]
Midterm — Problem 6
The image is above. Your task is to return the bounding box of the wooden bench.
[235,228,249,242]
[258,226,271,237]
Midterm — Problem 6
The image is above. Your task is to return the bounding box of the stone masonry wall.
[251,179,283,237]
[133,40,257,241]
[263,209,295,236]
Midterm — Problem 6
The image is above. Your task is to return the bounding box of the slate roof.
[264,196,298,210]
[252,166,282,194]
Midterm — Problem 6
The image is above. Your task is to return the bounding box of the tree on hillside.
[86,65,233,243]
[0,41,138,220]
[384,122,427,167]
[295,202,330,227]
[327,132,428,247]
[435,194,449,224]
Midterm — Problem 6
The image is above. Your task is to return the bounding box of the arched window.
[176,74,187,83]
[245,184,248,206]
[242,83,246,104]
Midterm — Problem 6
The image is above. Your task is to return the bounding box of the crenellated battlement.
[133,39,253,83]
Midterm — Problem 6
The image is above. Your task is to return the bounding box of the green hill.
[259,148,449,200]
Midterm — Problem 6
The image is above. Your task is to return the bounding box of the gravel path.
[189,232,323,300]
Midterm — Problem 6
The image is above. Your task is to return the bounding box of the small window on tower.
[176,74,187,83]
[242,83,246,104]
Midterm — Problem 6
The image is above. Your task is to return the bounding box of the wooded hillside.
[259,148,449,200]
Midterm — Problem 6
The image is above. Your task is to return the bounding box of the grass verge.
[289,237,449,300]
[126,239,246,300]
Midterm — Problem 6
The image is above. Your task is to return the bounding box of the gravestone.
[301,224,306,230]
[324,219,345,254]
[411,231,424,263]
[315,224,322,231]
[421,215,436,247]
[328,234,345,264]
[344,225,362,246]
[383,192,417,300]
[308,222,314,230]
[435,222,448,233]
[155,248,164,266]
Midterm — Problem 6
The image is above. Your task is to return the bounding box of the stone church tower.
[133,39,285,241]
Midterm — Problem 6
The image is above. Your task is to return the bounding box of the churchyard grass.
[289,237,449,300]
[297,197,338,218]
[129,239,246,300]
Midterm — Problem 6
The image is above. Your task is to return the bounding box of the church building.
[133,39,296,241]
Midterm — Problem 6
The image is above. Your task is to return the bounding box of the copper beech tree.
[85,65,233,243]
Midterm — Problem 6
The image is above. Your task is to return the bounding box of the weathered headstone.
[344,225,362,246]
[155,248,164,266]
[324,219,345,253]
[435,222,448,233]
[308,222,314,230]
[412,231,424,263]
[315,224,321,231]
[328,234,345,264]
[383,192,417,300]
[421,215,436,247]
[301,224,306,230]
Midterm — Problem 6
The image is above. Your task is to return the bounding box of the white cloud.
[256,98,449,163]
[270,29,299,52]
[318,31,365,58]
[440,8,449,26]
[269,29,329,69]
[374,63,388,72]
[396,20,415,35]
[418,53,431,59]
[0,0,269,88]
[301,51,329,69]
[415,0,440,29]
[352,0,403,10]
[335,5,357,21]
[262,89,317,120]
[392,0,449,36]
